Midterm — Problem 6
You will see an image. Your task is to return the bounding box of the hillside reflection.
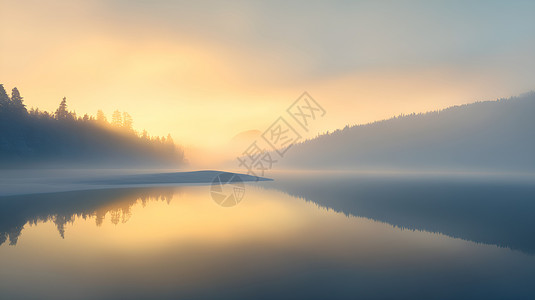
[2,174,535,256]
[0,187,177,246]
[265,173,535,255]
[1,179,534,300]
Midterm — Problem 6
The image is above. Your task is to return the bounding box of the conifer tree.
[0,84,10,112]
[96,110,107,124]
[166,133,174,145]
[122,112,133,131]
[55,97,70,120]
[111,110,122,127]
[11,87,27,115]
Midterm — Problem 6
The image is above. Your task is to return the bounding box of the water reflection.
[0,187,177,246]
[2,174,535,254]
[265,173,535,255]
[0,176,534,299]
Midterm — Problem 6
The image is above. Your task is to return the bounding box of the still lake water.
[1,172,534,299]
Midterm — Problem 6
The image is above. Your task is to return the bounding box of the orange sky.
[2,0,534,166]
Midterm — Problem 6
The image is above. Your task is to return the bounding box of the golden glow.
[0,184,511,297]
[4,186,494,257]
[2,0,534,166]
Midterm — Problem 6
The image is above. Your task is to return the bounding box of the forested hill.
[0,84,184,168]
[280,92,535,172]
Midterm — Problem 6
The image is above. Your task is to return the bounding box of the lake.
[1,172,534,299]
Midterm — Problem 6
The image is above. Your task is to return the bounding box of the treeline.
[279,91,535,172]
[0,84,185,168]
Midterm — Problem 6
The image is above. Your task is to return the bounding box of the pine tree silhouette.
[55,97,71,120]
[10,87,27,116]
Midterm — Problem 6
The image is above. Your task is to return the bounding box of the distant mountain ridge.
[280,92,535,172]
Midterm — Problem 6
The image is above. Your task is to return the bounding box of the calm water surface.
[1,173,534,299]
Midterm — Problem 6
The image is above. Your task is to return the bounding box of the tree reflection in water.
[0,187,178,246]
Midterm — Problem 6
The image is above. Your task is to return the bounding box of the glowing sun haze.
[2,0,534,164]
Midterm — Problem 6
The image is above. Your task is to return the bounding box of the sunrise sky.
[2,0,534,163]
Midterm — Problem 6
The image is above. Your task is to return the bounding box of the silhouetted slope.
[282,92,535,171]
